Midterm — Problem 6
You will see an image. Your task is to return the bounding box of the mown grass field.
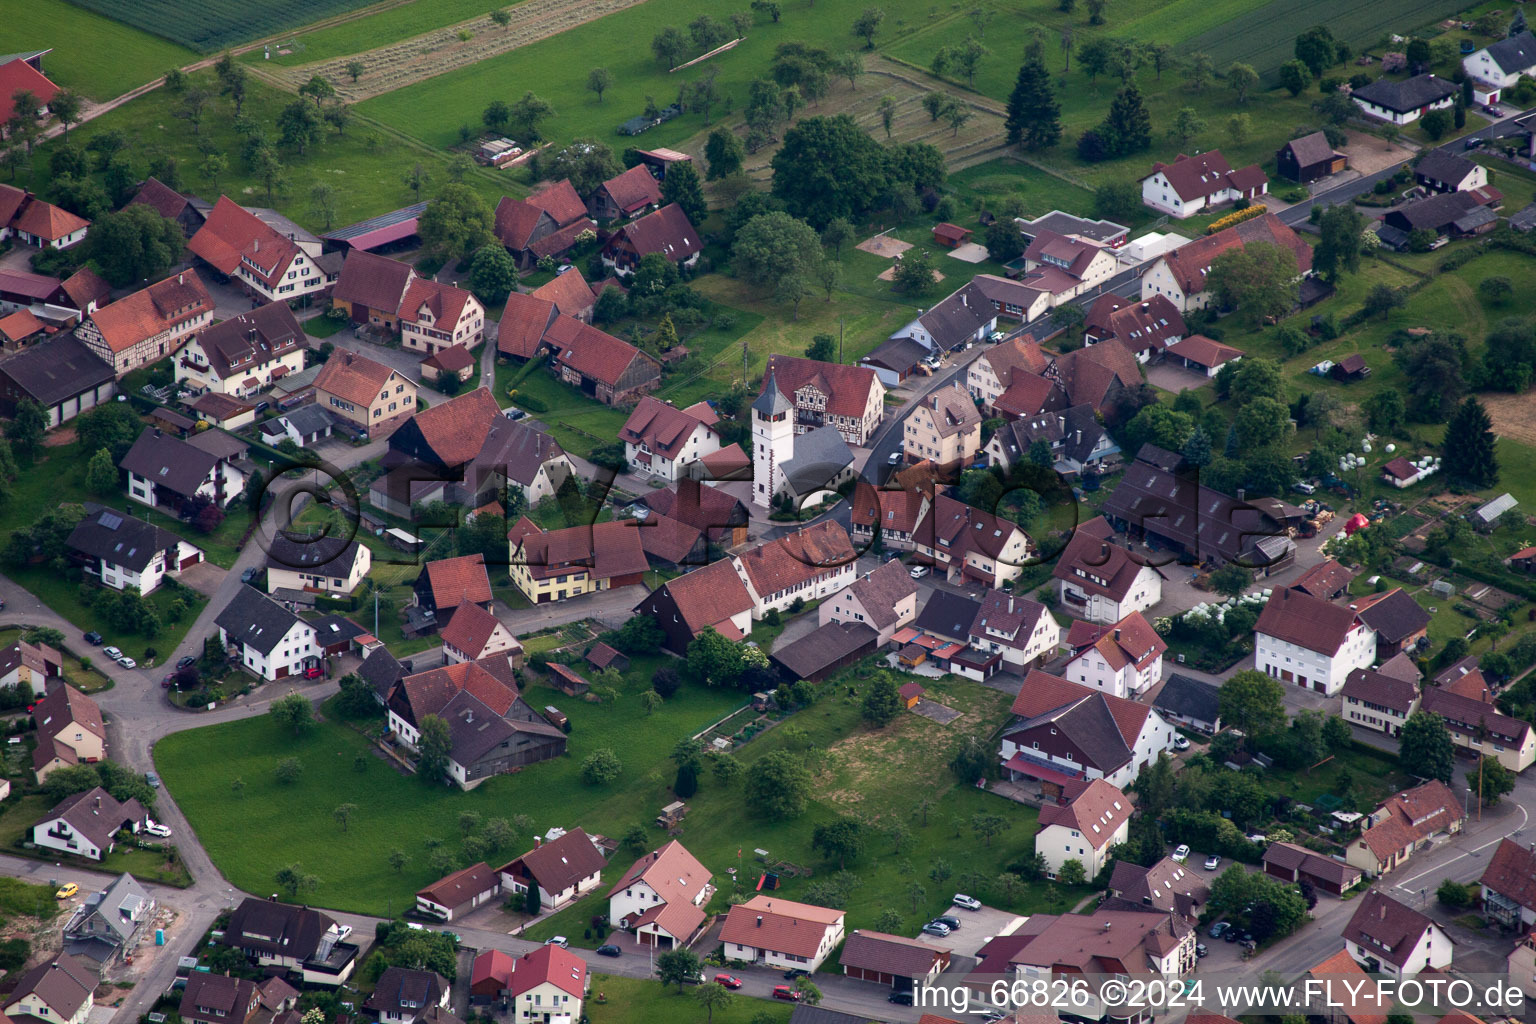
[156,662,1078,931]
[588,977,790,1024]
[23,71,509,234]
[15,0,194,99]
[251,0,530,67]
[66,0,391,52]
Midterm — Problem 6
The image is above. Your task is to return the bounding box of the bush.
[515,393,548,413]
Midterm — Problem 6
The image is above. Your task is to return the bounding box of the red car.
[772,986,801,1002]
[714,974,742,989]
[161,675,174,688]
[303,666,324,679]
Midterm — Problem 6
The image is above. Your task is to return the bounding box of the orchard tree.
[704,126,744,179]
[587,67,614,103]
[853,6,885,49]
[746,750,812,819]
[1226,62,1259,104]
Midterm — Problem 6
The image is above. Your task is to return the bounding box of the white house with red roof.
[0,54,60,140]
[1141,151,1269,219]
[1016,230,1118,302]
[76,271,215,377]
[1035,778,1132,880]
[911,494,1032,588]
[1254,587,1377,696]
[1062,611,1166,698]
[1000,671,1178,791]
[507,945,587,1024]
[966,590,1060,674]
[760,354,887,446]
[1052,518,1164,624]
[619,396,721,481]
[439,600,522,665]
[720,895,846,972]
[189,197,331,303]
[732,521,857,618]
[9,194,88,249]
[607,840,714,949]
[1140,213,1312,312]
[397,279,485,355]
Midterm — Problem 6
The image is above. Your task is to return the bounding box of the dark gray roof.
[780,424,854,495]
[10,954,98,1020]
[365,968,446,1018]
[64,872,151,946]
[225,898,334,962]
[311,613,368,646]
[265,531,364,576]
[1453,206,1499,232]
[752,370,793,417]
[1341,668,1419,713]
[1151,673,1221,724]
[1483,30,1536,75]
[1351,74,1457,114]
[1019,210,1128,244]
[440,690,564,766]
[359,646,404,699]
[214,585,307,656]
[195,302,303,382]
[1509,202,1536,231]
[1415,149,1479,187]
[1008,692,1132,775]
[41,788,145,855]
[1354,589,1430,643]
[0,336,114,407]
[1058,404,1110,464]
[66,505,184,574]
[280,403,335,437]
[1281,131,1337,169]
[119,428,217,499]
[1374,223,1411,249]
[470,417,566,488]
[770,621,877,679]
[914,590,983,641]
[914,281,993,350]
[860,335,929,375]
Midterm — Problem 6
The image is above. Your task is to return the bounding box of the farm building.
[769,622,877,683]
[1276,132,1347,183]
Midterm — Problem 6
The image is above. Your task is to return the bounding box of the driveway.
[1145,363,1213,394]
[176,560,227,598]
[913,904,1026,958]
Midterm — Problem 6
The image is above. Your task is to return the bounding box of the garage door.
[180,551,203,569]
[1313,680,1326,693]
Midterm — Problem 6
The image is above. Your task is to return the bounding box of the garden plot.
[856,234,913,259]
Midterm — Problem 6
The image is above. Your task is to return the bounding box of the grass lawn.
[24,71,508,236]
[0,792,192,887]
[949,158,1117,229]
[248,0,530,67]
[0,876,59,926]
[0,629,112,694]
[1257,743,1411,814]
[588,977,790,1024]
[304,315,352,339]
[509,373,631,459]
[11,0,196,99]
[157,657,1077,931]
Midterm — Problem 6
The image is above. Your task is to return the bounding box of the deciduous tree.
[1400,710,1454,783]
[418,183,494,260]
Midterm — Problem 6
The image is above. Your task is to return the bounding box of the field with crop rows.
[249,0,531,67]
[65,0,387,51]
[17,0,194,99]
[1179,0,1468,75]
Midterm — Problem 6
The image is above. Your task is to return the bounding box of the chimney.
[1236,488,1245,501]
[254,239,259,253]
[1379,903,1386,920]
[756,916,763,927]
[1100,542,1109,558]
[533,836,542,848]
[1058,415,1065,431]
[466,708,473,724]
[178,272,184,285]
[1114,628,1121,643]
[1103,922,1112,931]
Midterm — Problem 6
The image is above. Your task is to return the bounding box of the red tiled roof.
[720,895,844,958]
[1038,778,1132,851]
[527,216,597,260]
[422,553,493,608]
[0,58,59,125]
[933,222,971,242]
[313,349,400,407]
[398,278,476,334]
[1164,334,1243,369]
[498,828,607,902]
[409,387,500,466]
[13,197,88,241]
[547,316,657,388]
[470,950,514,990]
[736,521,856,598]
[515,520,649,582]
[1146,150,1265,203]
[609,203,700,264]
[493,196,551,252]
[1341,890,1442,970]
[60,266,110,311]
[394,659,517,721]
[438,599,513,659]
[644,558,755,634]
[1052,517,1161,601]
[1306,948,1389,1024]
[508,943,587,999]
[640,479,747,536]
[851,481,929,536]
[85,271,212,353]
[333,250,414,313]
[993,372,1063,418]
[530,267,597,317]
[497,292,558,359]
[0,183,25,226]
[599,165,662,216]
[1291,558,1355,599]
[188,197,300,286]
[606,840,711,940]
[762,353,882,419]
[1071,611,1165,673]
[0,308,45,342]
[127,177,192,221]
[1159,213,1312,296]
[1010,670,1152,746]
[416,862,499,909]
[699,443,750,479]
[526,180,588,227]
[982,336,1051,382]
[423,344,475,373]
[619,396,716,460]
[1256,587,1364,656]
[1480,838,1536,911]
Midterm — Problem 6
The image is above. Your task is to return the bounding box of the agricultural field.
[250,0,531,68]
[23,71,509,234]
[66,0,388,52]
[13,0,194,99]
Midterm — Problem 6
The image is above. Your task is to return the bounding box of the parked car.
[1173,736,1190,751]
[1172,844,1190,863]
[1247,833,1268,845]
[952,894,982,911]
[921,921,951,937]
[254,402,271,414]
[1208,922,1229,939]
[240,567,260,584]
[932,915,961,931]
[544,936,569,948]
[782,968,809,981]
[117,656,137,669]
[1196,943,1208,958]
[595,945,621,958]
[335,925,352,941]
[772,987,802,1002]
[888,451,902,465]
[176,655,197,669]
[1204,855,1221,871]
[1223,928,1240,943]
[1292,481,1317,495]
[145,771,160,788]
[55,883,78,899]
[303,665,324,679]
[83,632,102,646]
[713,975,741,989]
[145,822,172,838]
[102,646,123,660]
[909,565,929,579]
[889,991,915,1005]
[161,674,175,688]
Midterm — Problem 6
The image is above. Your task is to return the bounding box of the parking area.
[913,903,1026,958]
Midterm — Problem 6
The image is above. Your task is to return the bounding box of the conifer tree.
[1005,59,1061,150]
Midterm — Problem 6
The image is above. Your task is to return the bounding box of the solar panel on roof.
[99,512,122,530]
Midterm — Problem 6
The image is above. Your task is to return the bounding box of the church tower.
[752,370,794,508]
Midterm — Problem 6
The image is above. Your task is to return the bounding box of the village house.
[189,197,338,303]
[1347,780,1464,877]
[638,478,751,547]
[1419,686,1535,772]
[4,188,89,250]
[5,954,98,1024]
[771,621,879,683]
[1343,890,1453,976]
[967,909,1195,993]
[1414,150,1488,194]
[331,250,415,330]
[1140,151,1268,219]
[1352,588,1431,658]
[1340,668,1419,736]
[888,280,998,355]
[1000,671,1178,792]
[1302,947,1390,1024]
[0,637,60,689]
[1463,30,1536,103]
[970,273,1053,324]
[760,354,887,446]
[903,381,982,470]
[176,301,306,398]
[470,950,514,1006]
[721,895,846,972]
[1104,857,1208,922]
[910,494,1032,588]
[32,680,106,782]
[966,590,1060,675]
[987,406,1119,478]
[63,872,155,968]
[632,557,756,655]
[119,427,246,514]
[589,164,662,222]
[508,945,586,1024]
[607,840,713,949]
[1276,131,1348,183]
[221,898,356,985]
[848,481,930,553]
[498,828,608,910]
[75,271,213,376]
[65,505,203,595]
[1350,74,1458,125]
[1140,213,1313,312]
[494,180,596,268]
[215,586,318,681]
[819,559,919,646]
[507,518,648,605]
[839,931,950,993]
[1062,611,1165,698]
[1052,517,1164,624]
[733,520,857,618]
[1015,229,1118,303]
[179,974,261,1024]
[264,533,371,597]
[0,335,115,427]
[412,553,493,633]
[1379,188,1502,247]
[1162,334,1245,378]
[365,968,451,1024]
[966,335,1059,415]
[32,787,144,861]
[1083,294,1186,362]
[620,397,721,481]
[544,316,661,405]
[601,203,701,274]
[313,349,417,438]
[420,345,475,383]
[1254,588,1377,696]
[1479,837,1536,930]
[0,53,60,139]
[415,863,501,922]
[1292,559,1356,600]
[439,600,523,665]
[261,405,336,449]
[397,278,485,355]
[1036,778,1132,880]
[0,307,48,349]
[1262,842,1363,896]
[126,177,207,237]
[1052,338,1145,418]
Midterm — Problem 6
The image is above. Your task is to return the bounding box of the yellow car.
[55,883,78,900]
